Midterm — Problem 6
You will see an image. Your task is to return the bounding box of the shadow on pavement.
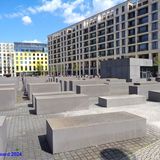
[29,108,36,115]
[100,148,135,160]
[38,135,52,154]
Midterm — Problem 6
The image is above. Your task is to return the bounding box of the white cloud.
[2,0,126,25]
[62,0,86,24]
[92,0,124,13]
[22,16,32,25]
[27,0,62,14]
[23,39,41,43]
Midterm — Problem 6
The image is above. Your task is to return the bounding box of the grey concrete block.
[27,82,60,100]
[148,90,160,102]
[24,76,50,93]
[76,84,109,97]
[0,88,16,111]
[98,95,145,107]
[35,94,89,114]
[76,83,129,97]
[46,112,146,153]
[69,79,106,92]
[129,83,160,99]
[32,91,74,108]
[0,116,7,159]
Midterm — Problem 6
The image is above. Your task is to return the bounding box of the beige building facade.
[48,0,160,76]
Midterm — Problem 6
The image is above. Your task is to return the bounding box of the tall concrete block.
[0,88,16,111]
[35,94,89,114]
[46,112,146,153]
[27,82,60,100]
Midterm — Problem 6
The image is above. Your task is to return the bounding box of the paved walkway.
[2,95,160,160]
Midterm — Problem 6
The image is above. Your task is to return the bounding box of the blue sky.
[0,0,124,43]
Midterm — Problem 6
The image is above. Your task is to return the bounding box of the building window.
[128,37,135,44]
[152,22,158,30]
[152,3,158,11]
[128,20,135,27]
[138,34,148,43]
[122,47,125,54]
[122,6,125,12]
[121,14,125,21]
[116,17,119,23]
[122,31,125,38]
[121,23,125,30]
[152,41,158,50]
[138,16,148,25]
[152,12,158,21]
[138,43,148,51]
[128,46,136,53]
[138,25,148,33]
[152,32,158,40]
[128,11,135,19]
[128,29,135,36]
[116,8,119,15]
[137,7,148,16]
[116,48,120,54]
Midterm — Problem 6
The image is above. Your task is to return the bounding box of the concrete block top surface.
[77,84,106,87]
[36,94,87,100]
[0,83,15,86]
[33,91,74,96]
[47,112,146,129]
[134,81,159,85]
[99,94,144,100]
[28,82,58,86]
[0,87,15,91]
[149,90,160,93]
[0,116,6,126]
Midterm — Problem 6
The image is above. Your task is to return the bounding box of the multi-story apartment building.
[0,43,15,77]
[48,0,160,76]
[14,42,48,76]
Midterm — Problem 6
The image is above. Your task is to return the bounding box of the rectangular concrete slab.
[27,82,60,99]
[35,94,89,114]
[46,112,146,153]
[148,90,160,102]
[129,83,160,99]
[98,95,145,107]
[69,79,106,92]
[76,84,109,97]
[0,88,16,111]
[32,91,74,108]
[0,116,7,159]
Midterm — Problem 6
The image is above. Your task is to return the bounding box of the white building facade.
[0,43,15,77]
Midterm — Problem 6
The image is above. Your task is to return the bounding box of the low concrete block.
[69,79,106,92]
[0,116,7,159]
[35,94,88,114]
[27,82,60,100]
[46,112,146,153]
[148,90,160,102]
[129,83,160,99]
[32,91,74,108]
[98,95,145,107]
[0,88,16,111]
[76,84,109,97]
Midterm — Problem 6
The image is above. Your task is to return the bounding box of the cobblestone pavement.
[2,95,160,160]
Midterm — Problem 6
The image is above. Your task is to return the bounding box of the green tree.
[36,61,43,76]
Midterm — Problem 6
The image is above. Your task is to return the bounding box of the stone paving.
[1,92,160,160]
